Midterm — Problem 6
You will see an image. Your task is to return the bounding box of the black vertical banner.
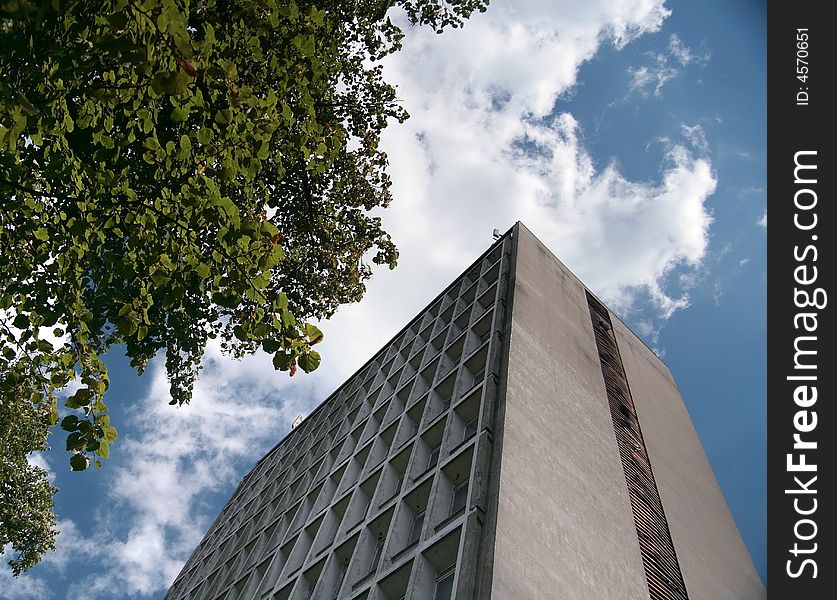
[768,2,834,597]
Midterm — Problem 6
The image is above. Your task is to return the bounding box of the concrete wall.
[612,317,765,600]
[489,223,764,599]
[489,225,649,599]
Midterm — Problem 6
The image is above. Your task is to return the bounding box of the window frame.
[427,445,441,470]
[408,507,426,546]
[462,415,479,440]
[434,565,456,600]
[368,535,385,574]
[450,478,469,515]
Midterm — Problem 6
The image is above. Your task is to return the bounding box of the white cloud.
[681,123,709,154]
[41,520,99,573]
[757,211,767,229]
[380,116,714,323]
[712,281,723,305]
[0,566,50,599]
[669,34,693,65]
[628,53,678,96]
[299,0,713,360]
[634,319,656,339]
[669,33,709,66]
[626,33,708,97]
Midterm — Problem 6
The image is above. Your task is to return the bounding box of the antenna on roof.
[492,228,501,240]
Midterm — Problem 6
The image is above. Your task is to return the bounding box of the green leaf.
[48,398,59,426]
[262,338,281,353]
[171,107,189,122]
[303,323,323,342]
[252,272,270,289]
[273,292,288,311]
[279,308,295,328]
[166,72,190,95]
[150,270,171,286]
[65,389,92,409]
[272,352,293,371]
[298,351,321,373]
[66,432,83,451]
[212,292,239,309]
[33,227,49,241]
[60,415,80,432]
[103,426,118,443]
[195,263,211,278]
[69,454,89,472]
[215,196,239,219]
[96,441,109,458]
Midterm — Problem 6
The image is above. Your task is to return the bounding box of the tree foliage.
[0,389,57,576]
[0,0,487,574]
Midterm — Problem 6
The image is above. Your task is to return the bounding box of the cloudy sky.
[3,0,766,597]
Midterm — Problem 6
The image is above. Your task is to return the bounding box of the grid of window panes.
[164,233,513,600]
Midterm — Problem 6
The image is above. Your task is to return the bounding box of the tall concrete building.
[165,224,764,600]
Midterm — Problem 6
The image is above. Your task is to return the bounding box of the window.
[434,566,456,600]
[395,472,405,495]
[427,445,441,470]
[451,479,468,515]
[462,415,478,440]
[369,536,385,574]
[408,508,425,546]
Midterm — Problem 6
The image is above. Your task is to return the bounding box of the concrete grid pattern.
[164,234,513,600]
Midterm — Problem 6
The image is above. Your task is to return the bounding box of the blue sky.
[3,1,766,597]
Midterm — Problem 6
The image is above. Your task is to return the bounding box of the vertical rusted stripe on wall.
[586,291,689,600]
